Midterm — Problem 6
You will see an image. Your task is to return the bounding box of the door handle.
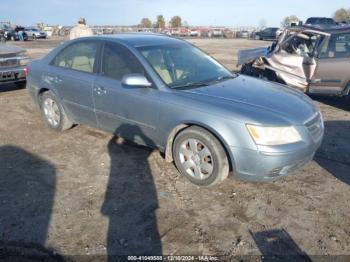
[54,76,62,83]
[94,85,107,95]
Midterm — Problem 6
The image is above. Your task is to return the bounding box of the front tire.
[173,126,230,186]
[40,91,73,131]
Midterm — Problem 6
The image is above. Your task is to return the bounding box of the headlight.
[246,124,302,145]
[18,52,30,66]
[19,58,30,66]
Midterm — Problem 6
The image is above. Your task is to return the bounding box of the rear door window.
[319,33,350,58]
[52,41,98,73]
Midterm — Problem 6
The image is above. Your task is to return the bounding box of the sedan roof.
[100,33,186,47]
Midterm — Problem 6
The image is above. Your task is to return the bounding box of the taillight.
[24,67,29,77]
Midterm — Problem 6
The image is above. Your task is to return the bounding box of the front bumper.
[229,136,323,182]
[33,34,47,39]
[0,66,26,84]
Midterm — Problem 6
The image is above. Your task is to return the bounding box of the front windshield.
[138,43,233,88]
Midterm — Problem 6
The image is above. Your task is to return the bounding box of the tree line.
[334,8,350,23]
[140,7,350,30]
[139,15,183,28]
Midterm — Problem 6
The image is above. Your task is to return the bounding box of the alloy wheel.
[178,138,214,180]
[43,98,60,127]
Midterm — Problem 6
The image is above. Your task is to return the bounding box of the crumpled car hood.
[0,43,24,56]
[179,75,317,124]
[237,47,269,66]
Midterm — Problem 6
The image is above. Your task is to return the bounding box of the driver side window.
[101,42,144,81]
[281,35,315,58]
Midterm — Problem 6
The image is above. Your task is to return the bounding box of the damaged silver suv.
[239,25,350,97]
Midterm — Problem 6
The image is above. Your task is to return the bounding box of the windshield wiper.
[208,74,237,83]
[171,81,209,89]
[171,74,237,89]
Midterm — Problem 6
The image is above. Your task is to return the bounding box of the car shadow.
[310,95,350,112]
[101,124,162,258]
[315,120,350,185]
[0,145,63,261]
[250,229,311,261]
[0,82,26,93]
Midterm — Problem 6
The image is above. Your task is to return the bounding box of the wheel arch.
[37,87,59,108]
[36,86,75,122]
[164,121,235,172]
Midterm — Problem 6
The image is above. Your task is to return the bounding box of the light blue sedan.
[27,33,324,186]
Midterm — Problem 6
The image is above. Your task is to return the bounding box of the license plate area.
[0,71,16,81]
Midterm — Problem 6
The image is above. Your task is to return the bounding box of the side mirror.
[121,74,152,88]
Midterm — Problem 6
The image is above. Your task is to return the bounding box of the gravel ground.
[0,37,349,261]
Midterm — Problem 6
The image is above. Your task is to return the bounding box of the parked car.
[0,23,10,43]
[0,31,5,43]
[27,34,323,186]
[305,17,337,27]
[24,27,47,39]
[211,28,224,37]
[190,29,200,37]
[239,25,350,97]
[4,27,28,41]
[254,27,280,40]
[236,30,250,38]
[179,28,190,37]
[0,43,29,87]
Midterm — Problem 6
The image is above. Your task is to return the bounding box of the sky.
[2,0,349,27]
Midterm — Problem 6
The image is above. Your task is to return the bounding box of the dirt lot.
[0,38,349,260]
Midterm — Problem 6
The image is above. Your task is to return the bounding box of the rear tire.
[173,126,230,187]
[40,91,73,131]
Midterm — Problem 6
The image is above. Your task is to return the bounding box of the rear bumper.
[229,137,323,182]
[0,66,26,84]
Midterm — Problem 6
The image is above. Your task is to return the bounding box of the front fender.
[160,106,258,171]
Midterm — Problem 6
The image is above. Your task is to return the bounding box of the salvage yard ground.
[0,37,349,259]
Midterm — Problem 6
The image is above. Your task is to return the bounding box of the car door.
[93,41,160,147]
[309,32,350,94]
[46,40,100,127]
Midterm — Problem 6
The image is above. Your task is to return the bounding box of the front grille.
[0,57,20,68]
[304,112,323,142]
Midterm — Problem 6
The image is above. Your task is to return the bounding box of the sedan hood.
[0,43,24,55]
[180,75,317,125]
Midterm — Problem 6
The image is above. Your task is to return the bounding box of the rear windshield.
[306,18,336,25]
